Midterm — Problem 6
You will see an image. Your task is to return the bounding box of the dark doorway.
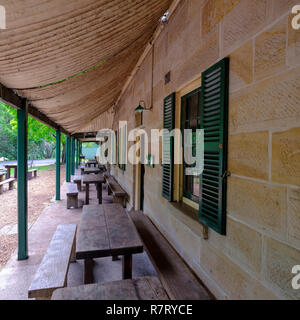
[140,164,145,211]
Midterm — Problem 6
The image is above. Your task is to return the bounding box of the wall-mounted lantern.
[134,100,152,113]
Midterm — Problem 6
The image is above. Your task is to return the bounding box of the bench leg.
[76,181,82,192]
[67,195,78,209]
[85,184,89,205]
[84,259,94,284]
[114,196,126,208]
[0,185,3,195]
[97,183,102,204]
[108,186,112,196]
[9,181,14,190]
[122,254,132,280]
[70,234,76,263]
[34,171,37,178]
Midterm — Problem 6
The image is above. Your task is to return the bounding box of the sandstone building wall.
[111,0,300,299]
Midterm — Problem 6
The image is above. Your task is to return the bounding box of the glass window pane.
[193,177,200,197]
[188,94,198,121]
[182,87,201,202]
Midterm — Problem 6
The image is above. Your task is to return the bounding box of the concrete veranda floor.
[0,170,157,300]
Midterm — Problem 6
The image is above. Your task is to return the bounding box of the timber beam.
[0,83,70,136]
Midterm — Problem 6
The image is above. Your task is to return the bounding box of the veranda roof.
[0,0,172,133]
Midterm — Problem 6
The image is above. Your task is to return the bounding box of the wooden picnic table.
[86,160,98,168]
[76,204,143,284]
[82,173,105,205]
[84,167,101,175]
[5,165,17,179]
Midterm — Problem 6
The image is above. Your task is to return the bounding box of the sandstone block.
[223,0,272,53]
[287,188,300,248]
[228,131,269,180]
[272,127,300,186]
[229,40,253,92]
[229,68,300,133]
[202,0,241,37]
[264,236,300,300]
[254,18,287,81]
[209,218,263,276]
[200,242,278,299]
[228,177,287,239]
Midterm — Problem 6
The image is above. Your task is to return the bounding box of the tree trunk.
[62,142,66,164]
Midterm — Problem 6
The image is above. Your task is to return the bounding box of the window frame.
[180,87,202,204]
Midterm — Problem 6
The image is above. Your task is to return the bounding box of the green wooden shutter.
[199,58,229,235]
[162,92,175,201]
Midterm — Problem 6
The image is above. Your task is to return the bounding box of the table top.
[76,203,143,260]
[5,165,17,168]
[82,173,104,184]
[86,160,97,164]
[84,167,101,174]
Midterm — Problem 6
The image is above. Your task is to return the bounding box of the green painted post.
[78,139,80,168]
[66,136,71,182]
[17,99,28,260]
[71,138,75,175]
[75,139,79,170]
[80,142,82,164]
[66,136,68,182]
[56,129,61,200]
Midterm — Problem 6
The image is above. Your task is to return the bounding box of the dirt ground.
[0,165,66,271]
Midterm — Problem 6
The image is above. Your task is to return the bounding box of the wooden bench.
[71,175,82,192]
[52,276,169,300]
[28,224,77,300]
[66,183,78,209]
[0,178,15,194]
[28,169,37,180]
[105,175,127,208]
[129,211,213,300]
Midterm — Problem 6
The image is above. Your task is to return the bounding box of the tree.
[0,103,62,161]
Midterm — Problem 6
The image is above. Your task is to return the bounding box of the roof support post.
[78,139,80,167]
[71,138,75,176]
[80,142,82,162]
[17,99,28,261]
[56,129,61,200]
[75,139,79,170]
[66,136,71,182]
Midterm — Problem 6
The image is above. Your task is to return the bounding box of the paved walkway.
[0,171,156,300]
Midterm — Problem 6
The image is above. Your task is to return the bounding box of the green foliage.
[0,103,17,160]
[0,103,61,160]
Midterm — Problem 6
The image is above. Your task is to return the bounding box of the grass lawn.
[29,165,55,172]
[8,164,56,177]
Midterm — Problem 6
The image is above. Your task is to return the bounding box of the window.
[162,58,229,236]
[181,87,201,203]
